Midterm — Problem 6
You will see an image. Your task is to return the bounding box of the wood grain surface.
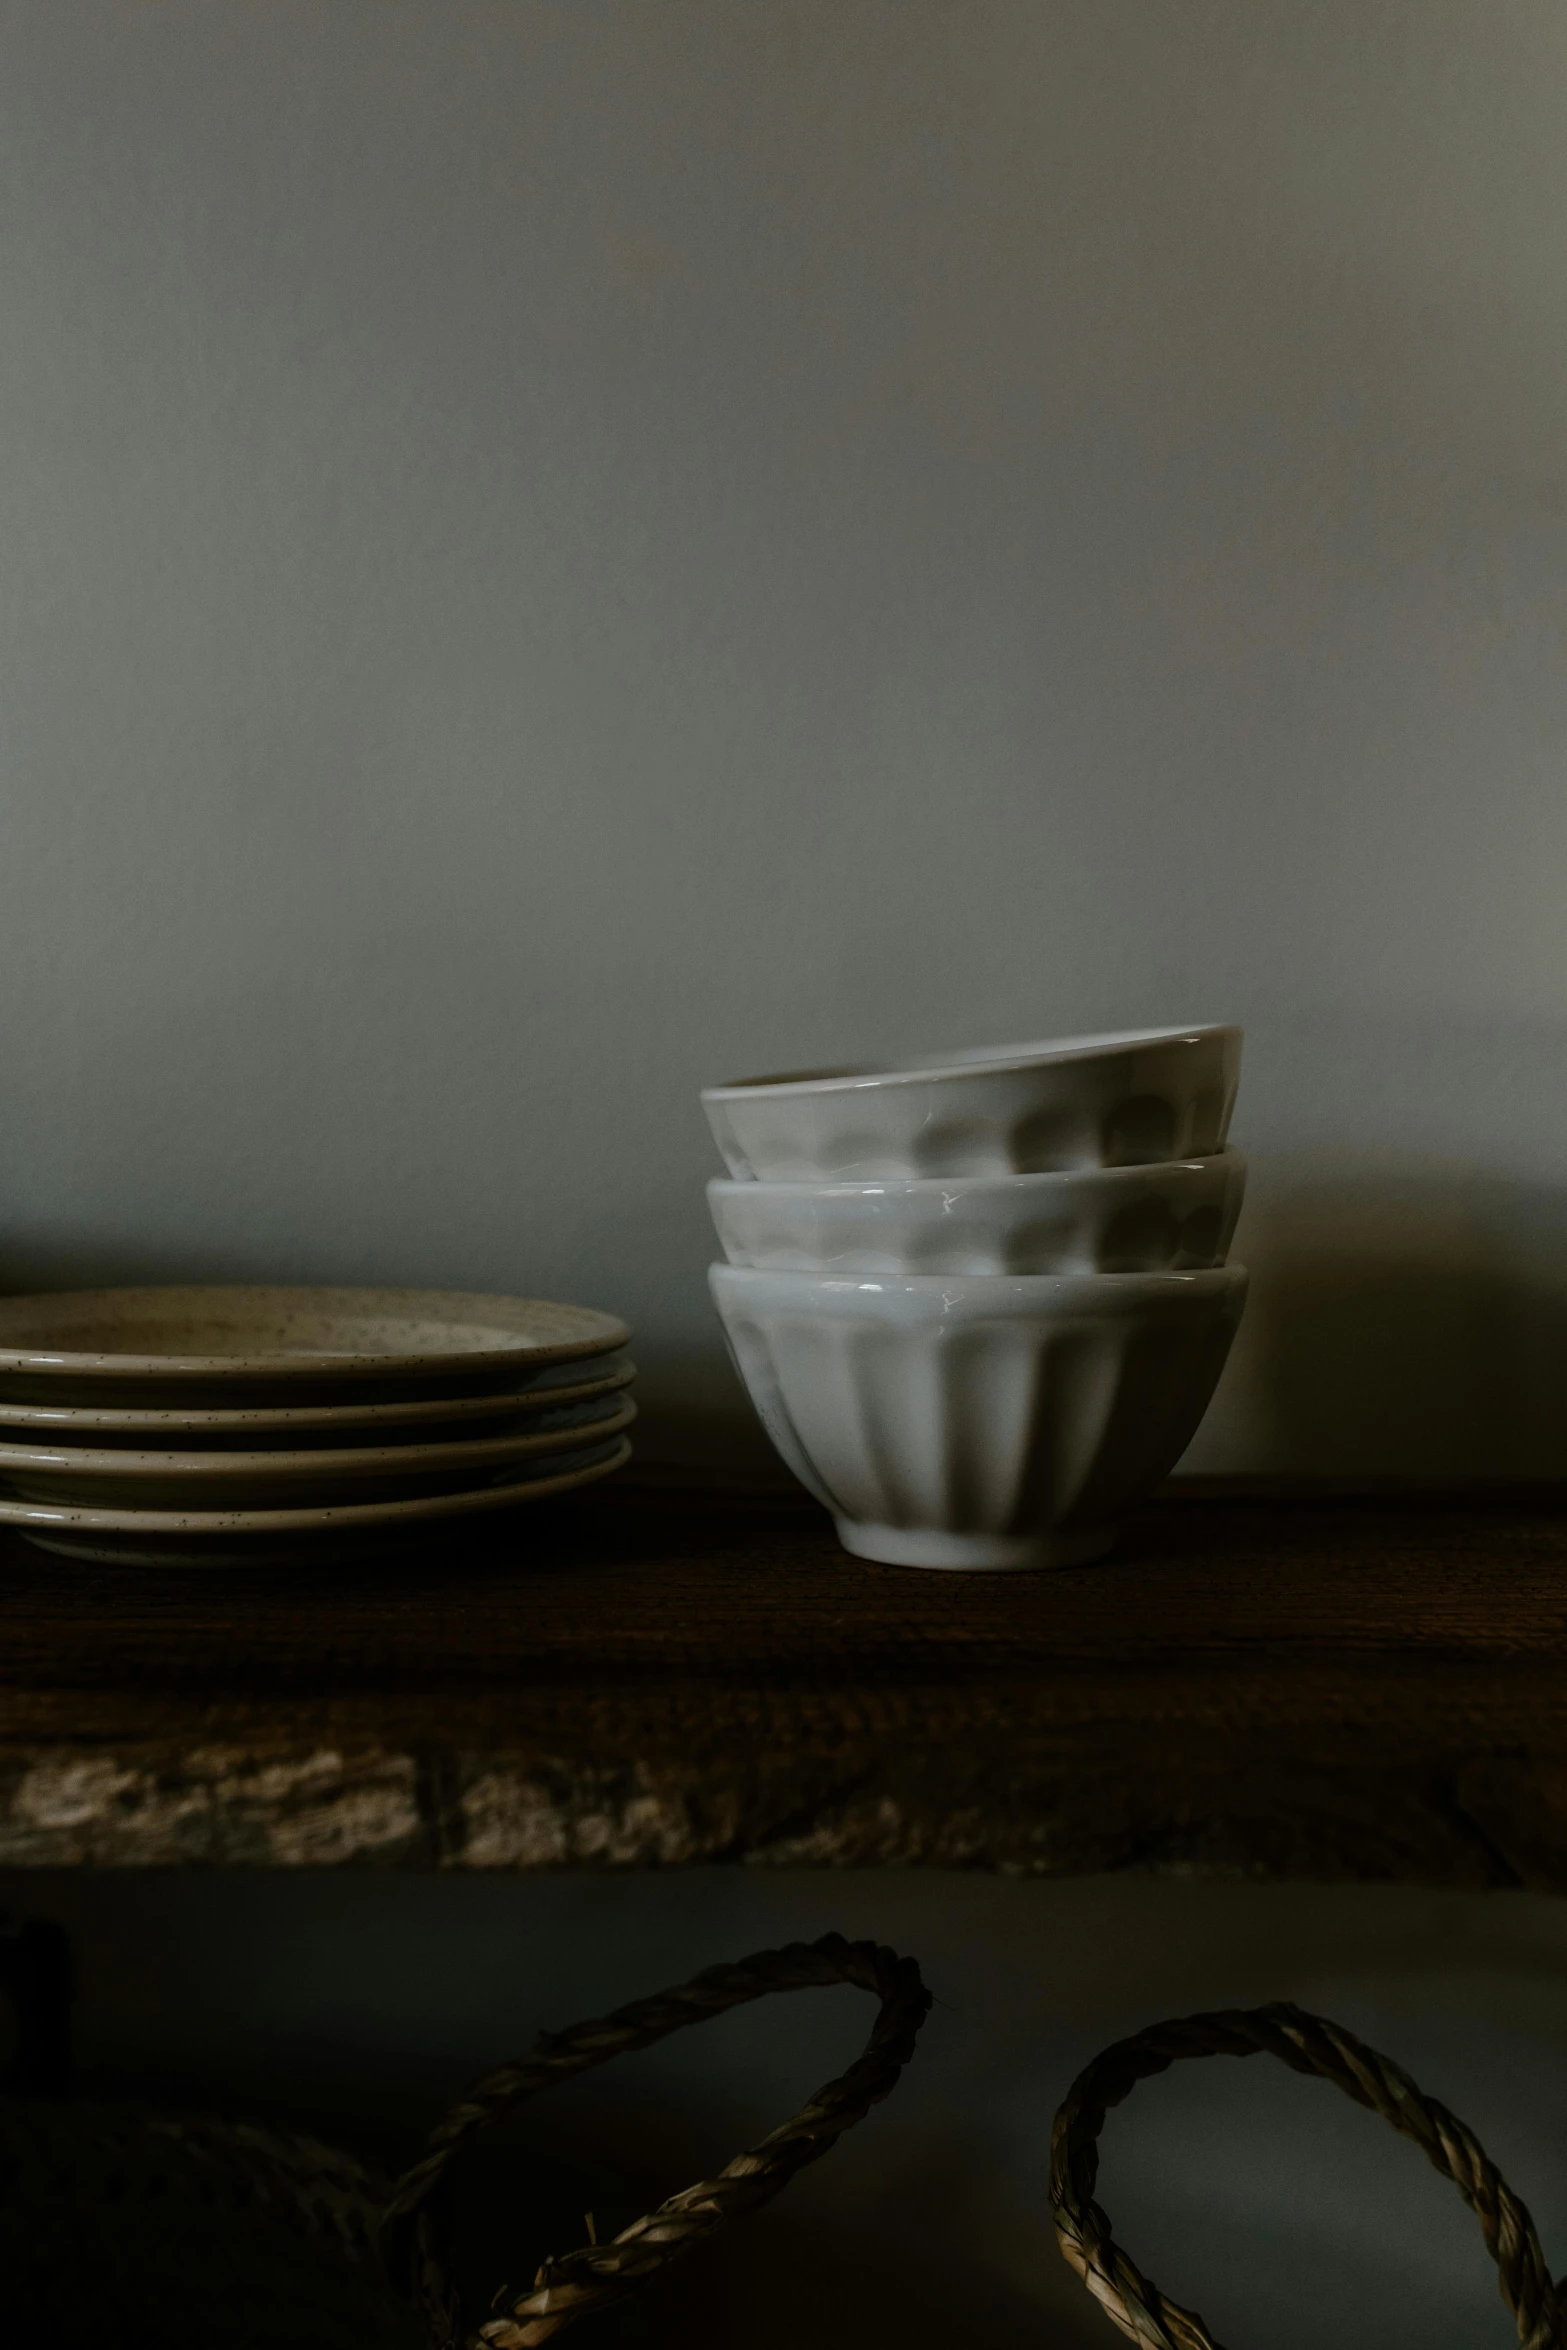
[4,1477,1567,1882]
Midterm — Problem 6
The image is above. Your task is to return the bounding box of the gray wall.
[2,0,1564,1473]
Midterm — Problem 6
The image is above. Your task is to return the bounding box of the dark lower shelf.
[2,1475,1566,1882]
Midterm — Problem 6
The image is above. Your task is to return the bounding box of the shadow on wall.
[1201,1164,1567,1479]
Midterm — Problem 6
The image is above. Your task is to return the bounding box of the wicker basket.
[3,2096,415,2350]
[1051,2001,1566,2350]
[4,1933,930,2350]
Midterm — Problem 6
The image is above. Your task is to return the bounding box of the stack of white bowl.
[703,1027,1248,1570]
[0,1286,633,1565]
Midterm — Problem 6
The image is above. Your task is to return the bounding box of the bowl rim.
[701,1023,1240,1102]
[709,1262,1248,1303]
[706,1150,1246,1202]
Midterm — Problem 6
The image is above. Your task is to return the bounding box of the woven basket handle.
[383,1930,931,2348]
[1050,1999,1565,2350]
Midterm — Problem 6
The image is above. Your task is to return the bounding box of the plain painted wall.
[2,0,1565,1472]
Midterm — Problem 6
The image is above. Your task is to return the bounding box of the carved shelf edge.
[2,1477,1566,1881]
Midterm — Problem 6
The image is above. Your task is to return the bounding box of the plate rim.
[0,1435,633,1531]
[0,1285,630,1382]
[0,1396,636,1484]
[0,1359,636,1436]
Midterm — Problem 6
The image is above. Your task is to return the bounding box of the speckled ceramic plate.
[0,1396,636,1508]
[2,1433,633,1565]
[0,1359,635,1447]
[0,1287,630,1405]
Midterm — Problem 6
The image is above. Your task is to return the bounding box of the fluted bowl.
[710,1262,1248,1569]
[708,1151,1245,1276]
[702,1025,1241,1182]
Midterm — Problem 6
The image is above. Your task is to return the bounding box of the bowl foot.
[832,1518,1116,1571]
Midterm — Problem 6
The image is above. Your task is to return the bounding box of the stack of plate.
[0,1286,633,1564]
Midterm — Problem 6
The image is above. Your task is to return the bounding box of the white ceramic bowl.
[708,1152,1245,1276]
[702,1025,1241,1182]
[710,1262,1247,1570]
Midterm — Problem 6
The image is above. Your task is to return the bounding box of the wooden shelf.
[2,1477,1566,1882]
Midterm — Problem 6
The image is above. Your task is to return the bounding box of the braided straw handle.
[1050,1999,1565,2350]
[384,1931,932,2348]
